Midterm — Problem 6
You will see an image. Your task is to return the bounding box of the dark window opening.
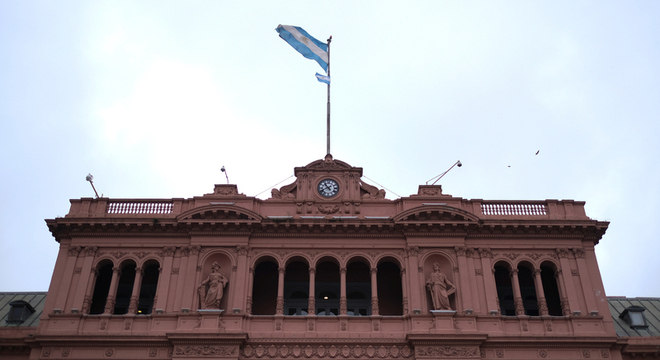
[541,264,562,316]
[251,260,278,315]
[494,263,515,316]
[315,260,340,316]
[7,301,35,324]
[113,261,136,315]
[137,261,160,315]
[347,260,371,316]
[517,264,539,316]
[89,261,113,314]
[284,260,309,316]
[377,261,402,315]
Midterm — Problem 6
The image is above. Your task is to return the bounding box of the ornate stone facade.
[2,157,631,359]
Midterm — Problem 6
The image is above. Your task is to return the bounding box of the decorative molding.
[68,246,82,257]
[84,246,98,256]
[479,248,493,258]
[174,345,236,357]
[538,349,548,358]
[242,344,412,359]
[556,248,571,258]
[573,248,585,258]
[318,204,340,214]
[160,246,176,257]
[416,345,479,359]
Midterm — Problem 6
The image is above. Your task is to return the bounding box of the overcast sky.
[1,1,659,297]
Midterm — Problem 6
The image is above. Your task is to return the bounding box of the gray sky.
[1,1,659,297]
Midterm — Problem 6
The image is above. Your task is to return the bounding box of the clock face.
[317,178,339,198]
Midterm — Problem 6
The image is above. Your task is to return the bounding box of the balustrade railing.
[481,202,547,216]
[107,201,173,214]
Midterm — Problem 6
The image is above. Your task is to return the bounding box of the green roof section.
[0,292,47,327]
[608,296,660,337]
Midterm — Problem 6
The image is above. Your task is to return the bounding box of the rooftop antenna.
[426,160,462,185]
[85,173,100,199]
[220,166,229,184]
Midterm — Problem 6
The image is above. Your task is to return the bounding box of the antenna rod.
[221,166,229,184]
[85,174,100,199]
[326,35,332,156]
[426,160,462,185]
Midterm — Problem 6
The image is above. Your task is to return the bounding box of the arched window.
[89,260,113,314]
[114,260,137,315]
[284,259,309,315]
[518,262,539,316]
[315,259,340,316]
[494,262,515,316]
[137,260,160,315]
[541,262,562,316]
[251,259,278,315]
[377,260,402,315]
[346,259,371,316]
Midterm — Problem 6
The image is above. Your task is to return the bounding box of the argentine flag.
[315,73,330,85]
[276,25,328,72]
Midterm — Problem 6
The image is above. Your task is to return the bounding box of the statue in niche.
[426,262,456,310]
[197,262,228,309]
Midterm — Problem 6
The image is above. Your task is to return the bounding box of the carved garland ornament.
[174,345,236,357]
[241,344,412,359]
[415,346,479,359]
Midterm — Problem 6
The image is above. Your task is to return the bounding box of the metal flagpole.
[326,36,332,156]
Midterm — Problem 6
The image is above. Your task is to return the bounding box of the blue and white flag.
[315,73,331,85]
[276,25,328,72]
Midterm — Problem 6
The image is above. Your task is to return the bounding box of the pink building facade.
[21,156,644,359]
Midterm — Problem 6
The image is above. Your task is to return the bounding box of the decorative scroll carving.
[416,346,479,358]
[174,345,236,357]
[242,344,412,359]
[84,246,98,256]
[556,248,571,258]
[161,246,176,257]
[318,204,340,214]
[68,246,82,257]
[236,246,248,256]
[417,185,443,196]
[455,247,467,256]
[479,248,493,258]
[359,180,386,199]
[271,181,297,199]
[213,184,239,196]
[538,349,548,358]
[197,262,228,309]
[573,248,585,258]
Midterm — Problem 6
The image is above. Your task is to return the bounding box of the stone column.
[340,267,347,315]
[510,268,524,316]
[246,267,254,314]
[183,246,201,311]
[276,266,285,315]
[555,270,571,315]
[533,269,548,315]
[400,267,408,314]
[479,248,499,314]
[404,246,421,312]
[232,246,249,313]
[455,247,473,313]
[74,247,97,313]
[154,246,175,313]
[308,267,316,315]
[556,248,580,315]
[370,267,379,315]
[128,267,143,313]
[104,267,121,314]
[53,246,80,312]
[573,248,598,314]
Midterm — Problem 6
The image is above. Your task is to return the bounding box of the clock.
[317,178,339,198]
